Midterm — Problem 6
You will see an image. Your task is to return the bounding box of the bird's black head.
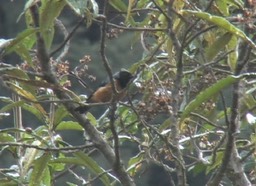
[114,70,134,88]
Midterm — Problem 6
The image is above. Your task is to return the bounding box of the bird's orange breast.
[89,80,127,103]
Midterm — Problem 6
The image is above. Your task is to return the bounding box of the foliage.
[0,0,256,185]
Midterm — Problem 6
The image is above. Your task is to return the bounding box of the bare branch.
[99,1,135,185]
[0,142,93,153]
[150,1,187,185]
[54,19,70,62]
[190,112,226,130]
[29,4,135,186]
[94,19,168,32]
[50,17,85,58]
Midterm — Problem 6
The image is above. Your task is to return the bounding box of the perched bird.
[75,70,134,113]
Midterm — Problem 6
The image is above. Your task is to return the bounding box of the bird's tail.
[74,105,89,114]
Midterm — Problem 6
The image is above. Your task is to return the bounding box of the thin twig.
[240,147,256,162]
[99,1,135,186]
[183,25,216,48]
[50,17,85,57]
[183,50,234,75]
[69,71,94,93]
[190,112,226,130]
[0,142,93,153]
[83,169,113,186]
[94,19,168,32]
[54,19,70,62]
[100,0,122,179]
[151,1,186,185]
[187,126,210,164]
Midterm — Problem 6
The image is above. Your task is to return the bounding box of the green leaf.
[3,28,37,54]
[126,0,134,23]
[159,118,171,131]
[224,0,243,9]
[136,0,148,8]
[23,141,44,174]
[86,112,97,126]
[127,152,144,176]
[7,82,35,101]
[0,67,30,81]
[190,163,207,176]
[66,0,88,15]
[5,82,47,117]
[206,151,224,174]
[2,28,37,63]
[205,32,233,61]
[109,0,127,12]
[17,0,38,23]
[180,75,241,122]
[89,0,99,17]
[182,10,256,49]
[0,100,25,113]
[0,67,39,95]
[52,152,111,185]
[0,130,17,155]
[29,153,51,186]
[22,103,46,122]
[0,96,14,103]
[49,152,65,172]
[215,0,229,16]
[41,166,51,186]
[242,94,256,110]
[53,106,69,127]
[39,0,66,49]
[0,39,13,51]
[0,179,18,186]
[55,121,84,131]
[74,151,111,185]
[15,43,33,63]
[109,0,136,26]
[0,133,16,143]
[51,157,83,165]
[24,0,38,10]
[227,35,238,72]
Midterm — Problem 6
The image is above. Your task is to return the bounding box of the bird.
[75,69,134,114]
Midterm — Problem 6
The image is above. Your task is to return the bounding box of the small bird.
[75,70,134,113]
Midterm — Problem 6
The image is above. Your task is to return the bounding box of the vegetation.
[0,0,256,185]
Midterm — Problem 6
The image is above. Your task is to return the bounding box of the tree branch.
[151,1,187,185]
[99,1,135,185]
[0,142,93,153]
[29,4,134,186]
[50,17,85,58]
[208,1,253,184]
